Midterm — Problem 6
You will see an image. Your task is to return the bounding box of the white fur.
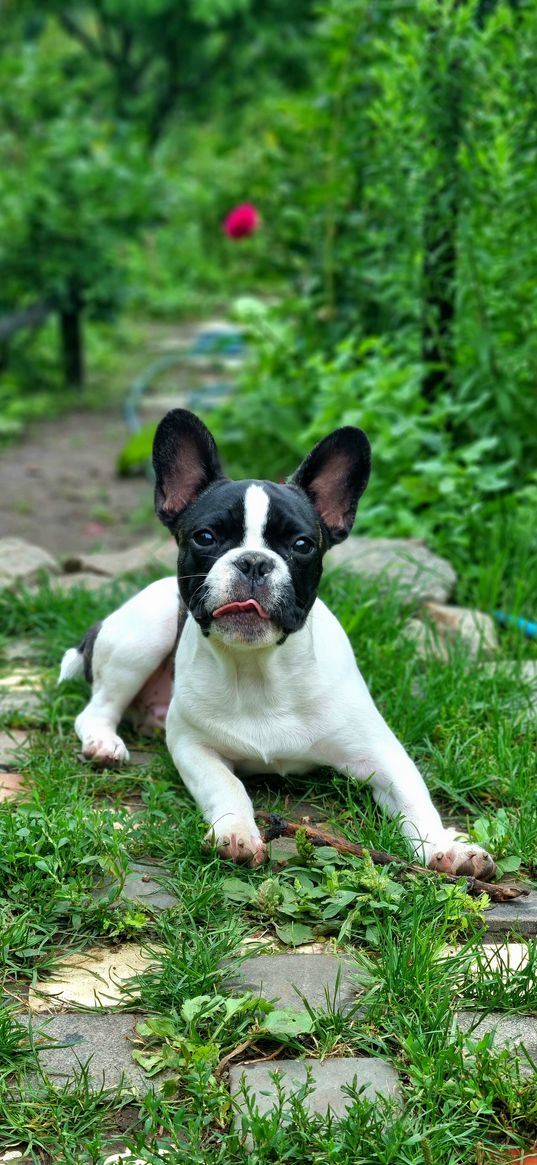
[58,647,84,683]
[242,484,270,548]
[62,574,493,875]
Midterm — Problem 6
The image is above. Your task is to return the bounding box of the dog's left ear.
[291,427,371,546]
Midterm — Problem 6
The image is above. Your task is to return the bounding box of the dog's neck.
[185,607,316,688]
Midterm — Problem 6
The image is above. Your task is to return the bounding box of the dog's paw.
[427,841,496,881]
[203,822,267,868]
[82,734,130,767]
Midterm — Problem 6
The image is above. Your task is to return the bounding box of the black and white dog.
[59,409,495,878]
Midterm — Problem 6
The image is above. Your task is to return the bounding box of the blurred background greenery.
[1,0,536,605]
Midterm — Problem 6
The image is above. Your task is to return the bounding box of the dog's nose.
[234,553,275,582]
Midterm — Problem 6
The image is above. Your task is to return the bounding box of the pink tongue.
[212,599,270,620]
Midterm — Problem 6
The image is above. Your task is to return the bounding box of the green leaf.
[221,877,257,904]
[274,922,316,946]
[259,1008,314,1039]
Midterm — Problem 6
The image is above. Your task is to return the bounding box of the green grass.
[0,559,536,1162]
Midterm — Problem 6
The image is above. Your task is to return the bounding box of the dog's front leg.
[167,733,267,867]
[338,728,495,879]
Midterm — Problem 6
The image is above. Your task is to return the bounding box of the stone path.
[2,537,537,1161]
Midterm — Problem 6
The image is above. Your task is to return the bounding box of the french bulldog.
[59,409,495,879]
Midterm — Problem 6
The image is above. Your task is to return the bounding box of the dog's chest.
[172,632,331,769]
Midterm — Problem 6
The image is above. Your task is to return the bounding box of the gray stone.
[29,1012,157,1092]
[228,953,360,1014]
[326,537,456,603]
[3,641,36,663]
[424,602,498,655]
[62,539,177,579]
[0,729,28,768]
[94,861,177,911]
[0,690,43,722]
[404,604,498,661]
[230,1056,400,1122]
[484,892,537,939]
[0,539,59,591]
[456,1011,537,1076]
[51,572,112,593]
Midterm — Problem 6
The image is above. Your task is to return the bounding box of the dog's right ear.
[152,409,224,530]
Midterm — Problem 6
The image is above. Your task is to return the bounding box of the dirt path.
[0,408,155,557]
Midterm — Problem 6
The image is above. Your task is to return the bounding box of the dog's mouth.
[212,599,271,621]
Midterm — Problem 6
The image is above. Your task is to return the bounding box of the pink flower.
[223,203,260,239]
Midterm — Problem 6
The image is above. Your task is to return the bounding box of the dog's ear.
[291,427,371,546]
[152,409,224,529]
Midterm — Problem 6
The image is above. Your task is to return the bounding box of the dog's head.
[152,410,371,648]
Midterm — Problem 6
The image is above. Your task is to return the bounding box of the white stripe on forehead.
[242,484,270,549]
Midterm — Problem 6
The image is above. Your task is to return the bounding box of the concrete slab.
[93,862,178,912]
[29,1012,156,1093]
[230,1056,400,1122]
[0,729,29,767]
[457,1011,537,1076]
[485,893,537,939]
[29,943,160,1012]
[228,953,360,1014]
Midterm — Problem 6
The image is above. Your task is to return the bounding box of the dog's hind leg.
[68,577,181,766]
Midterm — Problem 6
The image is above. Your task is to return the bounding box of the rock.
[62,539,177,579]
[93,861,178,912]
[230,1056,400,1123]
[2,641,36,663]
[326,537,456,603]
[0,668,44,722]
[484,892,537,939]
[424,602,498,655]
[0,729,29,767]
[0,539,59,591]
[29,943,160,1013]
[27,1012,157,1092]
[51,572,112,593]
[403,604,498,661]
[227,953,361,1014]
[456,1011,537,1076]
[402,619,450,662]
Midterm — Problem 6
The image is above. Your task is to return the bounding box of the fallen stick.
[257,812,529,904]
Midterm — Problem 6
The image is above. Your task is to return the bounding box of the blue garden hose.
[123,326,245,480]
[494,611,537,640]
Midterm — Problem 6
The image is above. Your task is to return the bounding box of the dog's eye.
[193,530,216,547]
[292,536,315,554]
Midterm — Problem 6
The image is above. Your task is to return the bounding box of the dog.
[59,408,495,878]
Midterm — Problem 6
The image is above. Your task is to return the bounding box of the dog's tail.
[58,647,85,684]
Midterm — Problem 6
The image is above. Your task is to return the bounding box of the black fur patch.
[76,620,102,684]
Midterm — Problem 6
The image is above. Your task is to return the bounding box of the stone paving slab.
[484,893,537,939]
[0,729,28,767]
[29,943,160,1013]
[0,538,59,591]
[326,536,456,603]
[456,1011,537,1076]
[0,771,25,801]
[26,1012,157,1093]
[228,953,361,1014]
[93,861,178,911]
[230,1056,400,1122]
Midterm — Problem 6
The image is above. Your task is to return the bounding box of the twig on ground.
[257,812,529,903]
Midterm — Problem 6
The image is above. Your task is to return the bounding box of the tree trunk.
[59,298,84,388]
[421,25,462,403]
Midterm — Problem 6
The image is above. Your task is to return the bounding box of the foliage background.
[1,0,536,599]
